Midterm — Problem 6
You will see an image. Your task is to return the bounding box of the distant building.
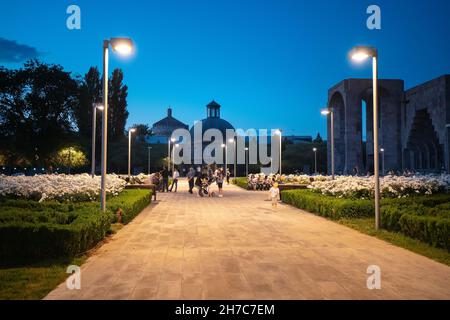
[283,135,313,144]
[147,107,189,144]
[327,74,450,174]
[190,101,235,164]
[189,101,234,137]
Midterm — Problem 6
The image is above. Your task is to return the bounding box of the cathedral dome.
[189,100,234,138]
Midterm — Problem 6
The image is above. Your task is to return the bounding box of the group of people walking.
[188,166,230,197]
[150,166,280,209]
[156,166,231,197]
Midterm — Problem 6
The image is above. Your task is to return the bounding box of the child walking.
[269,182,280,209]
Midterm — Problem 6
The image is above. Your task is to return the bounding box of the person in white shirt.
[269,182,280,209]
[169,168,180,192]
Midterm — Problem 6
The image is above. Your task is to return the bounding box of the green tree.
[314,133,323,144]
[51,147,87,173]
[0,60,79,166]
[132,124,150,142]
[109,69,129,142]
[74,67,102,138]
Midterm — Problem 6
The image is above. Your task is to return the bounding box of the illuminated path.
[46,179,450,299]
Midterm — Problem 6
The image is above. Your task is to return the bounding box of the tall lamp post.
[172,144,179,174]
[221,144,227,171]
[380,148,385,176]
[313,147,318,174]
[321,108,335,180]
[245,147,249,177]
[168,137,176,171]
[350,45,380,230]
[91,104,104,177]
[128,128,136,180]
[100,37,133,211]
[148,146,152,175]
[228,138,236,179]
[275,129,282,175]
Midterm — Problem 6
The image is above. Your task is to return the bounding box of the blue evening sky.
[1,0,449,137]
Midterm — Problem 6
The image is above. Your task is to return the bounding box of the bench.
[124,184,157,201]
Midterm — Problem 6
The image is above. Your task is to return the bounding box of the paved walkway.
[46,179,450,300]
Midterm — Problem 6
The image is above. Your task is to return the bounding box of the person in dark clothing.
[194,171,204,197]
[187,167,196,194]
[161,167,169,192]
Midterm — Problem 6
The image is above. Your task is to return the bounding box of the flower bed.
[281,189,450,250]
[309,174,450,198]
[242,173,450,198]
[0,189,152,260]
[0,174,127,202]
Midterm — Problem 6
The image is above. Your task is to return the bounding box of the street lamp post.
[380,148,385,176]
[100,38,133,212]
[221,144,227,171]
[91,104,104,177]
[313,147,318,174]
[172,144,179,174]
[275,129,282,175]
[350,45,380,230]
[148,146,152,175]
[321,108,335,180]
[168,137,176,172]
[228,138,236,179]
[128,128,136,180]
[245,147,249,177]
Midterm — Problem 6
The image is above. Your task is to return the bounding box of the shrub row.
[381,204,450,249]
[232,177,249,190]
[281,189,374,219]
[281,190,450,250]
[0,189,152,260]
[107,189,151,224]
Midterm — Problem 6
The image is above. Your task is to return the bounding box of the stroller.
[199,176,217,197]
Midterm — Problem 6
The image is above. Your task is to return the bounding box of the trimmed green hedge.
[107,189,151,224]
[0,189,152,260]
[232,177,248,189]
[281,190,450,250]
[0,208,110,260]
[381,204,450,249]
[281,189,374,219]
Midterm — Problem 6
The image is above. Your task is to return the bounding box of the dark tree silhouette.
[132,124,150,142]
[314,133,323,144]
[108,69,129,141]
[0,60,79,165]
[74,67,102,138]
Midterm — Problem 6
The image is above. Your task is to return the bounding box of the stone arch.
[405,109,443,172]
[356,86,393,173]
[327,91,346,174]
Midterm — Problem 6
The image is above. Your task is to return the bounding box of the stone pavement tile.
[316,281,355,300]
[45,180,450,300]
[130,286,158,300]
[156,280,182,299]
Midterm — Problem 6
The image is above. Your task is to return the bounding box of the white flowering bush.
[246,173,450,198]
[118,173,149,185]
[0,173,126,202]
[247,173,328,185]
[308,174,450,199]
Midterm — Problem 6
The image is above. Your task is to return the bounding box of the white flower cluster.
[308,174,450,198]
[118,173,149,185]
[248,173,328,185]
[0,173,127,202]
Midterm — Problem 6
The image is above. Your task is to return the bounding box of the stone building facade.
[327,75,450,174]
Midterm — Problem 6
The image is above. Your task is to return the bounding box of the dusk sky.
[1,0,449,137]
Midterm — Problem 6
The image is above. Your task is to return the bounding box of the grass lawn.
[0,189,151,300]
[338,217,450,267]
[0,256,86,300]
